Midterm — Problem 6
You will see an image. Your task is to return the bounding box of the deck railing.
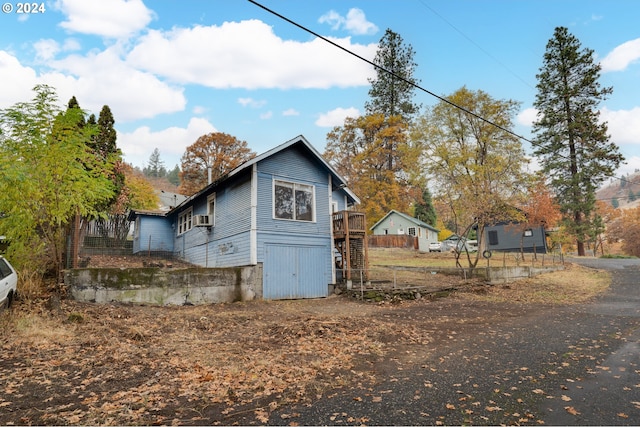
[332,211,366,236]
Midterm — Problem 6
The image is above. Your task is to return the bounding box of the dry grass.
[0,248,612,425]
[368,247,564,269]
[459,263,610,304]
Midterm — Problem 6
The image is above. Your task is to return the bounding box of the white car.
[0,256,18,309]
[428,241,442,252]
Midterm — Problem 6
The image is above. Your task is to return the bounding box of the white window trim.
[207,193,216,227]
[273,179,316,222]
[177,207,193,235]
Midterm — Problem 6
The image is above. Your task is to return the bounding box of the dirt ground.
[0,262,606,426]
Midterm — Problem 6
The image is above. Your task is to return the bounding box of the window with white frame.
[408,227,416,236]
[178,208,193,235]
[274,180,315,222]
[207,193,216,226]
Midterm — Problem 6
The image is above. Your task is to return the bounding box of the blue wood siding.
[256,147,334,298]
[133,216,173,254]
[173,172,252,267]
[263,243,330,299]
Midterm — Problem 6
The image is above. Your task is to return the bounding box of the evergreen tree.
[611,197,619,208]
[414,187,437,227]
[365,28,421,122]
[144,148,166,178]
[93,105,117,160]
[628,190,636,202]
[167,164,181,186]
[364,29,421,173]
[532,26,623,256]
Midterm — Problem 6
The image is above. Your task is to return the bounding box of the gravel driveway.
[270,258,640,426]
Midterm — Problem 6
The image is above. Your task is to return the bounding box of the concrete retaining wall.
[64,264,263,306]
[472,265,563,284]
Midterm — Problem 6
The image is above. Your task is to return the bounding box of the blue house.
[128,136,360,300]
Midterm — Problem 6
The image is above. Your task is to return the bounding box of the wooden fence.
[368,235,418,250]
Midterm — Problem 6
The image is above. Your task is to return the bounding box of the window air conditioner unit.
[193,214,212,227]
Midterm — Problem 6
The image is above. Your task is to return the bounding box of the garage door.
[263,244,328,300]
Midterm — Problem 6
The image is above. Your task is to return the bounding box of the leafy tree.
[414,186,437,227]
[121,163,160,210]
[532,26,624,256]
[179,132,255,196]
[411,87,529,268]
[520,177,562,229]
[324,114,422,228]
[366,28,421,122]
[0,85,114,274]
[143,148,167,178]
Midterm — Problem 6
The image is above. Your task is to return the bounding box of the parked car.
[0,256,18,309]
[428,241,442,252]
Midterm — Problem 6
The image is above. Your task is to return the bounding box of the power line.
[415,0,536,91]
[247,0,534,145]
[247,0,631,190]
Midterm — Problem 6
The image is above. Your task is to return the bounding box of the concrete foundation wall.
[64,264,263,306]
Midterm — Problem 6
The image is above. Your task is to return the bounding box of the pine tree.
[365,28,421,121]
[363,29,421,174]
[144,148,166,178]
[532,26,623,256]
[167,165,181,186]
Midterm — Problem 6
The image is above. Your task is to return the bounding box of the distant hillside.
[146,176,182,195]
[597,171,640,210]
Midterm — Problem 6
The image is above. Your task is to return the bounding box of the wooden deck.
[332,211,366,239]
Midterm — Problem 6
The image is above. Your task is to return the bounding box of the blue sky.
[2,0,640,180]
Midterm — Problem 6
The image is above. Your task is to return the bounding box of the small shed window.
[178,208,193,235]
[408,227,416,236]
[274,180,315,222]
[523,229,533,237]
[488,230,499,246]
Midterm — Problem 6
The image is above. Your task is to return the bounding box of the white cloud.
[601,107,640,145]
[34,39,60,62]
[344,9,379,36]
[316,107,360,127]
[260,111,273,120]
[238,97,267,108]
[517,107,538,127]
[192,106,207,115]
[318,11,343,31]
[0,51,38,106]
[319,8,378,36]
[54,0,154,39]
[62,38,82,52]
[126,20,377,89]
[600,38,640,72]
[282,108,299,116]
[42,47,186,122]
[118,117,217,168]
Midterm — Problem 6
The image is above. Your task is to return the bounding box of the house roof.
[370,210,439,233]
[167,135,360,215]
